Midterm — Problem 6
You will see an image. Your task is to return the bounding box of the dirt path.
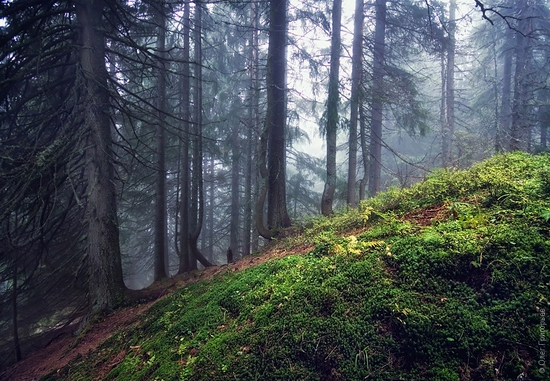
[0,243,313,381]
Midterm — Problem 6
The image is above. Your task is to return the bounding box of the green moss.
[52,153,550,381]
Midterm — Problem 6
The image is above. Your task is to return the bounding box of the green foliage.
[48,153,550,381]
[299,201,375,241]
[367,152,550,214]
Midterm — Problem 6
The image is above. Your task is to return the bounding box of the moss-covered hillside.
[44,152,550,381]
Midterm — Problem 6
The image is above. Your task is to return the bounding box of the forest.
[0,0,549,375]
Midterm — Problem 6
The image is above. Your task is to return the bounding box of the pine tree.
[321,0,342,216]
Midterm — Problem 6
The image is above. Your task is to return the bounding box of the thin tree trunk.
[77,0,126,312]
[243,126,253,257]
[189,1,212,269]
[252,146,263,248]
[208,156,215,259]
[347,0,363,208]
[229,125,240,263]
[510,16,533,151]
[252,0,270,241]
[542,120,548,150]
[359,102,368,200]
[154,0,168,280]
[491,37,499,152]
[539,49,550,151]
[440,51,447,164]
[321,0,342,216]
[179,0,191,274]
[499,29,513,153]
[243,1,259,257]
[442,0,456,168]
[188,1,200,271]
[367,0,386,197]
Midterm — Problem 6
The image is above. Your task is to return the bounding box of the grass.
[43,152,550,381]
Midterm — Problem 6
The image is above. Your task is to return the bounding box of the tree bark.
[208,156,215,259]
[243,125,253,258]
[490,36,499,152]
[510,14,533,151]
[229,125,240,263]
[442,0,456,168]
[367,0,387,197]
[76,0,126,312]
[499,29,513,153]
[189,1,212,269]
[256,122,273,239]
[154,0,168,281]
[321,0,342,216]
[243,1,259,257]
[359,102,368,200]
[346,0,363,208]
[179,0,191,274]
[266,0,291,232]
[440,51,447,162]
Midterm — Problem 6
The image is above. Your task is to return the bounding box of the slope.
[8,152,550,380]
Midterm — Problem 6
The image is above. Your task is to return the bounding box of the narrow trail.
[1,242,314,381]
[1,204,446,380]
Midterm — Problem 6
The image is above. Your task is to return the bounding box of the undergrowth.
[43,152,550,381]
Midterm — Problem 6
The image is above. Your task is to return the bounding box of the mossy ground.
[43,152,550,381]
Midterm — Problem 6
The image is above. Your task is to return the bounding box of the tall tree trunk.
[229,125,240,263]
[491,36,499,152]
[510,16,533,151]
[321,0,342,216]
[179,0,191,274]
[154,0,168,281]
[442,0,456,168]
[538,50,550,151]
[266,0,291,232]
[499,29,513,153]
[367,0,387,197]
[255,119,272,239]
[346,0,363,208]
[243,126,253,258]
[76,0,126,312]
[189,1,213,268]
[208,156,215,259]
[439,51,446,164]
[359,102,368,200]
[243,1,259,257]
[188,1,199,271]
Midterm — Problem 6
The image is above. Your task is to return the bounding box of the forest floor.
[0,241,316,381]
[3,153,548,381]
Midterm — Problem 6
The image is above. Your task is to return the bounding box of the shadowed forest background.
[1,0,549,371]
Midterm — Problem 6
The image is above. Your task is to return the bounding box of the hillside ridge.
[4,152,550,381]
